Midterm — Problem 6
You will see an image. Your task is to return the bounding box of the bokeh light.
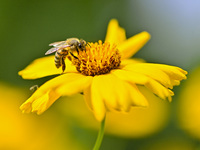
[0,82,86,150]
[178,66,200,140]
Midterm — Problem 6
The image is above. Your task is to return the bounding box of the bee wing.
[49,41,66,47]
[45,45,71,55]
[45,47,60,55]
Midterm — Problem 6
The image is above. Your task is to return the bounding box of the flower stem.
[93,116,106,150]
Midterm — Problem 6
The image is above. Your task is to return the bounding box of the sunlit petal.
[127,83,148,107]
[20,73,88,114]
[145,78,174,101]
[18,56,77,79]
[148,64,187,81]
[91,76,106,121]
[120,58,145,67]
[20,90,60,115]
[123,63,172,88]
[91,75,119,111]
[83,85,93,111]
[91,74,137,112]
[118,31,151,59]
[105,19,126,45]
[111,69,148,85]
[56,75,93,96]
[32,90,60,114]
[115,80,132,112]
[123,63,187,89]
[111,70,148,107]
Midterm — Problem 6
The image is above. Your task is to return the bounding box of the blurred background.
[1,0,200,149]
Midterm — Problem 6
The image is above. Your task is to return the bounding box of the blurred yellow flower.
[19,19,187,121]
[0,82,85,150]
[178,66,200,140]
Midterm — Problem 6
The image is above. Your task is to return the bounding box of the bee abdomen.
[54,55,61,68]
[54,50,68,68]
[54,51,62,68]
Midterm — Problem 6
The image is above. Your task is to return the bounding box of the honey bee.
[45,38,86,72]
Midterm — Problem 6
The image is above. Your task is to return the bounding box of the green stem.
[93,116,106,150]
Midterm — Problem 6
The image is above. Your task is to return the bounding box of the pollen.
[71,41,121,76]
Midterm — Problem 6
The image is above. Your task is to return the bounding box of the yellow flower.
[0,82,85,150]
[178,66,200,139]
[19,19,187,121]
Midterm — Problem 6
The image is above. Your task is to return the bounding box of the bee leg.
[61,56,66,72]
[70,52,78,59]
[76,48,79,55]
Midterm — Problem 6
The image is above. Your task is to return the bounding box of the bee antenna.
[30,85,39,92]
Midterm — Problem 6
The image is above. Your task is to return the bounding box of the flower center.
[71,41,121,76]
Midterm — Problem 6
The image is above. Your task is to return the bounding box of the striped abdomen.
[54,49,68,68]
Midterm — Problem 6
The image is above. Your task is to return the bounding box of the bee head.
[78,39,86,50]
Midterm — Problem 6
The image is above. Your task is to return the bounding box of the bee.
[45,38,86,72]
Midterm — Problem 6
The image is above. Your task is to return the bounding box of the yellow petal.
[20,100,32,114]
[148,64,188,80]
[18,56,77,79]
[56,75,93,96]
[20,73,86,114]
[83,85,93,111]
[20,90,60,115]
[110,70,148,107]
[111,69,148,85]
[32,90,60,114]
[120,58,146,67]
[127,83,149,107]
[92,74,136,113]
[145,78,174,101]
[91,76,106,121]
[105,19,126,45]
[171,80,180,86]
[123,63,187,89]
[118,31,151,59]
[122,63,179,101]
[123,63,173,88]
[108,75,132,112]
[91,75,119,111]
